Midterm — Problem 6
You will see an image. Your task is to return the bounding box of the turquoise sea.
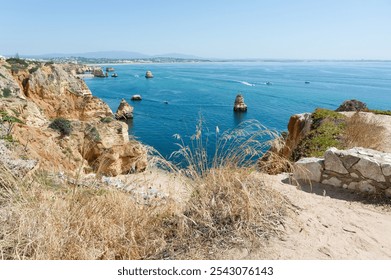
[84,62,391,159]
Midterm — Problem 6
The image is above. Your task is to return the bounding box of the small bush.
[343,112,385,150]
[292,109,346,160]
[100,116,113,123]
[28,66,40,74]
[6,58,29,68]
[2,88,12,98]
[85,125,101,142]
[370,109,391,116]
[49,118,72,136]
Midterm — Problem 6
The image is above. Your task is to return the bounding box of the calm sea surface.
[84,62,391,159]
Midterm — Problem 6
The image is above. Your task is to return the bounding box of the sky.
[1,0,390,59]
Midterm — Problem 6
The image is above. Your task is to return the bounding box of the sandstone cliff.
[0,59,147,176]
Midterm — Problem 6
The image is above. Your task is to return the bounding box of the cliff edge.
[0,59,147,176]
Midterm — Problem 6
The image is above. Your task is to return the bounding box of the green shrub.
[370,109,391,116]
[2,88,12,98]
[28,66,40,74]
[85,124,101,142]
[292,109,346,160]
[100,116,113,123]
[49,118,72,136]
[6,58,29,68]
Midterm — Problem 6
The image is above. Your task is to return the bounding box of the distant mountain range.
[22,51,205,60]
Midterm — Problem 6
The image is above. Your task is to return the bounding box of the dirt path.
[254,174,391,259]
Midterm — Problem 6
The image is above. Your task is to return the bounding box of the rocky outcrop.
[92,67,105,77]
[115,99,134,120]
[0,61,24,98]
[294,147,391,197]
[281,113,312,158]
[145,70,153,79]
[82,121,147,175]
[131,95,142,101]
[233,94,247,112]
[336,99,368,112]
[24,64,112,121]
[0,61,147,177]
[258,112,312,174]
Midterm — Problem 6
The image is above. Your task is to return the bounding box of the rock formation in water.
[115,99,134,120]
[233,94,247,112]
[336,99,368,112]
[131,94,142,101]
[145,70,154,78]
[92,67,105,77]
[0,59,147,176]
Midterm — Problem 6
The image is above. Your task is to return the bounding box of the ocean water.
[84,62,391,159]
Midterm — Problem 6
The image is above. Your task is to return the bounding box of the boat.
[305,81,310,84]
[112,73,118,77]
[266,81,272,85]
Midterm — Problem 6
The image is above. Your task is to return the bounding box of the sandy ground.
[245,174,391,259]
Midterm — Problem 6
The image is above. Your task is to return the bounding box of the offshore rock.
[115,99,134,120]
[92,67,105,77]
[131,94,142,101]
[145,70,154,78]
[233,94,247,112]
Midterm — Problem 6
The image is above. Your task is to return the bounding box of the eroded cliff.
[0,59,147,176]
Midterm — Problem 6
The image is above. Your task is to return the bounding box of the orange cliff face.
[0,60,147,176]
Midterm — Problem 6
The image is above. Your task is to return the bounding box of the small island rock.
[145,70,154,78]
[233,94,247,112]
[131,94,142,101]
[115,98,134,120]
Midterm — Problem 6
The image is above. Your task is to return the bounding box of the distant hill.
[25,51,151,59]
[153,53,204,59]
[19,51,206,60]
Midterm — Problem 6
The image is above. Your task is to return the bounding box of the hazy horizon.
[1,0,390,60]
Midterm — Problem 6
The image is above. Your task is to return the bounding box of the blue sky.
[1,0,390,59]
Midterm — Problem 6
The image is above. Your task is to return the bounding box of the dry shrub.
[343,112,385,150]
[162,167,287,259]
[0,119,289,259]
[0,175,176,259]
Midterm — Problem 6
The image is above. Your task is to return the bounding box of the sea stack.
[233,94,247,112]
[115,98,134,120]
[131,94,142,101]
[145,70,154,78]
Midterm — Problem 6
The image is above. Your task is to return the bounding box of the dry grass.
[0,174,174,259]
[0,120,289,260]
[165,167,287,259]
[343,112,385,150]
